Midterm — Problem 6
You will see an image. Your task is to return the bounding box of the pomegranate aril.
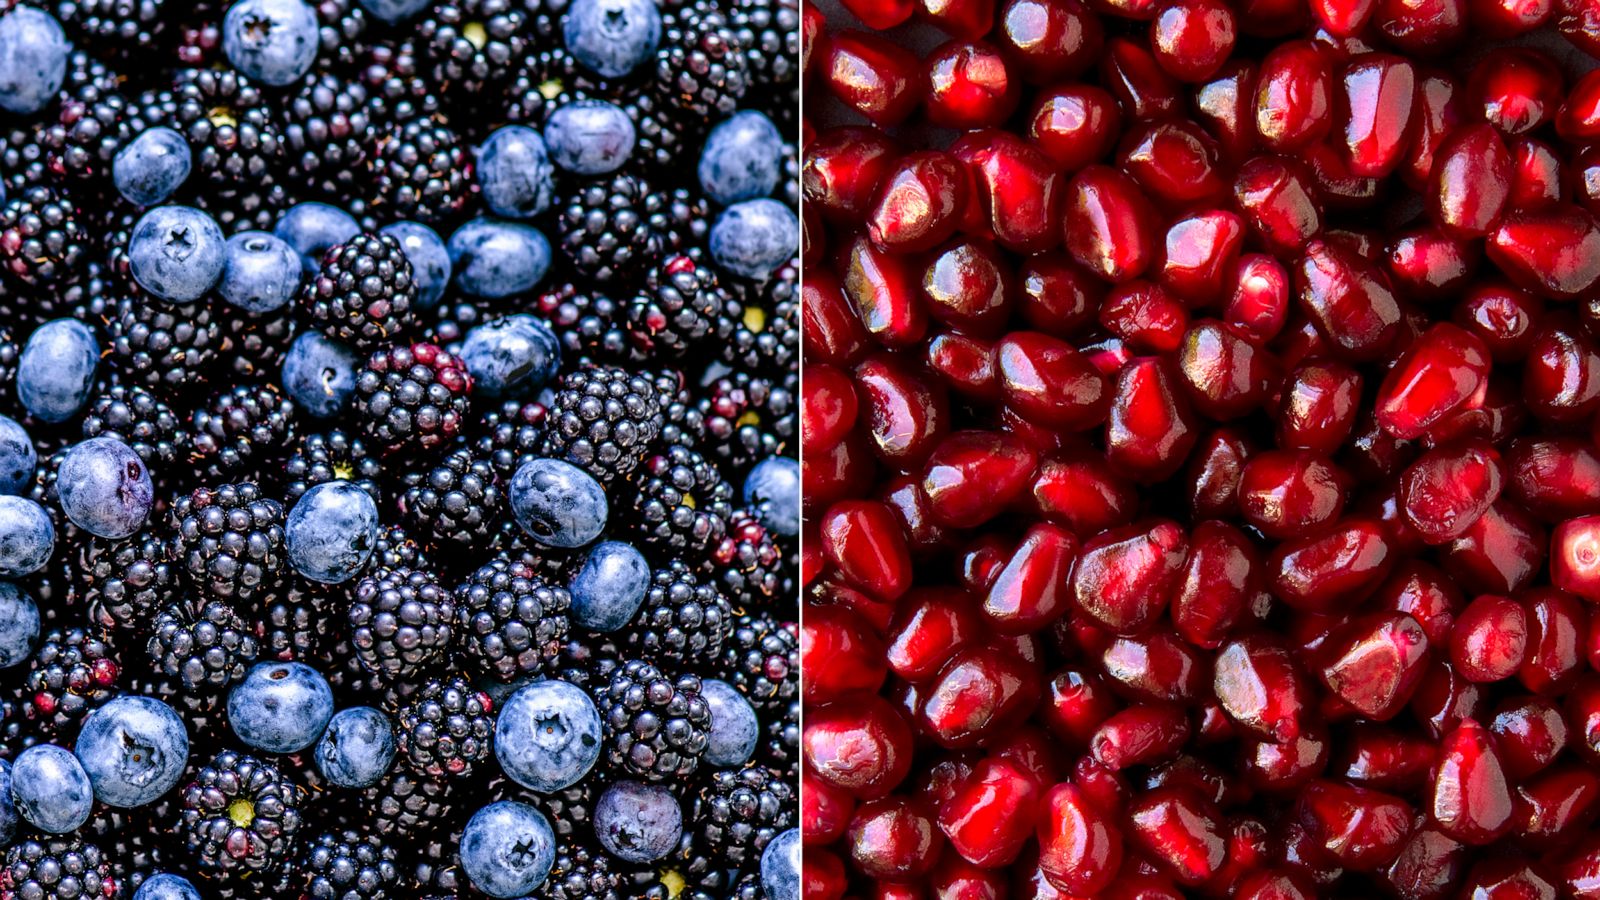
[1036,782,1123,894]
[823,30,925,125]
[995,0,1103,83]
[923,40,1021,129]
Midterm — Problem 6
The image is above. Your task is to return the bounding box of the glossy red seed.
[1297,779,1415,870]
[1063,165,1160,283]
[1294,238,1403,362]
[1071,519,1188,634]
[1098,282,1188,355]
[1036,782,1123,894]
[1468,47,1561,136]
[937,758,1041,867]
[950,131,1066,254]
[1105,357,1199,483]
[1100,36,1182,121]
[804,695,915,799]
[1382,826,1465,899]
[822,31,924,126]
[918,640,1042,748]
[1127,786,1227,886]
[803,604,889,703]
[984,522,1078,633]
[1430,123,1513,237]
[1118,120,1226,209]
[1520,588,1587,695]
[1551,515,1600,602]
[1398,440,1503,545]
[1149,0,1234,82]
[1028,449,1137,535]
[1157,210,1244,306]
[855,354,948,468]
[1487,205,1600,299]
[804,127,903,223]
[848,796,945,880]
[1373,0,1468,55]
[924,41,1021,128]
[1234,156,1323,256]
[1238,449,1346,540]
[1490,694,1568,778]
[1270,518,1393,612]
[1213,633,1311,742]
[843,236,929,350]
[1316,612,1431,720]
[918,430,1037,530]
[1091,702,1192,770]
[1226,253,1291,341]
[1254,41,1334,150]
[840,0,916,27]
[1171,520,1259,649]
[994,0,1103,83]
[821,500,914,601]
[1428,718,1514,845]
[995,331,1109,431]
[1338,53,1417,177]
[1444,498,1548,595]
[1028,84,1121,173]
[868,151,971,253]
[885,587,983,682]
[1518,765,1600,842]
[1450,594,1529,682]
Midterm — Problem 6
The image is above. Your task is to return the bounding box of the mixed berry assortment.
[802,0,1600,897]
[0,0,799,894]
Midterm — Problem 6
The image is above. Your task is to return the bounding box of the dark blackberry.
[757,698,798,782]
[368,116,470,224]
[717,612,796,715]
[107,294,223,400]
[731,0,799,92]
[301,831,401,900]
[622,91,690,173]
[80,384,189,472]
[692,765,793,869]
[347,566,456,683]
[395,674,495,779]
[0,327,18,407]
[593,659,711,782]
[369,523,429,572]
[515,775,602,842]
[557,173,659,286]
[695,371,794,473]
[40,70,137,187]
[539,364,666,484]
[283,430,384,506]
[649,368,704,450]
[178,750,304,878]
[300,232,418,353]
[408,829,466,898]
[356,42,440,128]
[627,444,734,558]
[257,579,338,666]
[720,259,798,376]
[189,384,298,484]
[85,806,174,897]
[55,0,171,65]
[625,561,733,666]
[501,47,596,126]
[455,552,570,681]
[75,529,177,632]
[533,840,627,900]
[536,283,636,364]
[0,183,91,289]
[416,0,531,106]
[309,0,370,71]
[163,67,285,198]
[215,304,297,381]
[352,342,471,456]
[472,399,547,482]
[781,140,799,207]
[22,627,121,738]
[0,123,51,197]
[282,71,376,204]
[147,597,260,693]
[646,190,712,260]
[166,482,288,605]
[359,768,453,842]
[651,2,750,127]
[627,254,731,358]
[0,837,113,900]
[397,447,503,551]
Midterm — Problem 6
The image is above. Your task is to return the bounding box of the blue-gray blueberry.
[0,496,54,578]
[286,480,380,583]
[544,100,636,175]
[227,661,335,753]
[698,112,784,205]
[0,7,69,115]
[710,198,797,280]
[18,318,99,424]
[459,800,556,898]
[0,582,39,667]
[276,202,360,273]
[75,695,190,808]
[448,219,552,299]
[57,437,154,539]
[459,315,560,398]
[0,415,35,495]
[11,744,92,833]
[218,231,302,314]
[494,680,601,792]
[568,541,649,631]
[594,781,681,863]
[381,221,450,309]
[476,126,555,219]
[701,678,759,767]
[314,706,396,788]
[128,205,226,303]
[509,458,607,548]
[563,0,660,78]
[281,332,361,419]
[223,0,320,86]
[113,127,192,207]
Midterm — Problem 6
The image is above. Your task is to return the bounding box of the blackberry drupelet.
[107,294,223,400]
[0,123,51,198]
[147,598,260,693]
[397,446,503,551]
[1,837,113,900]
[719,259,797,376]
[189,385,298,484]
[283,430,384,506]
[282,72,376,205]
[593,659,711,782]
[691,764,793,868]
[301,232,418,353]
[309,0,371,71]
[731,0,798,92]
[704,508,784,609]
[258,579,338,665]
[557,173,659,286]
[0,328,18,405]
[717,612,796,716]
[368,523,429,572]
[651,2,750,127]
[75,529,177,632]
[627,444,734,558]
[536,283,635,364]
[356,42,440,127]
[472,399,547,481]
[167,483,288,605]
[394,674,495,779]
[55,0,171,65]
[624,561,733,666]
[352,341,471,456]
[416,0,531,106]
[215,304,297,381]
[627,254,730,358]
[455,551,570,681]
[301,831,401,900]
[179,750,304,878]
[0,184,91,289]
[368,116,470,224]
[534,839,627,900]
[516,775,601,842]
[80,384,189,472]
[695,370,794,473]
[539,364,666,484]
[23,627,121,738]
[347,566,455,683]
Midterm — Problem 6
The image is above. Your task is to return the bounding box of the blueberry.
[0,496,54,578]
[286,480,380,583]
[544,100,636,175]
[698,111,784,205]
[355,0,431,23]
[709,198,798,280]
[563,0,660,77]
[218,230,303,314]
[459,800,556,898]
[448,218,552,299]
[494,680,602,792]
[75,695,190,808]
[700,678,759,767]
[276,201,360,274]
[0,7,69,115]
[460,315,561,399]
[0,582,39,667]
[761,827,800,900]
[314,706,396,788]
[568,540,649,631]
[133,873,203,900]
[113,126,192,207]
[17,318,99,424]
[58,437,154,540]
[281,331,361,419]
[228,661,335,753]
[509,458,608,549]
[0,761,15,846]
[128,205,227,303]
[0,415,36,495]
[11,744,92,834]
[476,125,555,219]
[381,221,451,309]
[744,456,799,538]
[223,0,319,86]
[593,781,682,863]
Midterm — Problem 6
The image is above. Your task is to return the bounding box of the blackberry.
[622,91,690,173]
[189,385,298,484]
[649,368,704,450]
[107,294,223,400]
[356,42,440,127]
[167,482,288,605]
[646,189,712,259]
[720,260,798,376]
[283,430,384,506]
[692,765,794,868]
[368,116,470,224]
[705,510,786,610]
[416,0,531,106]
[627,444,734,558]
[501,47,595,126]
[301,831,401,900]
[731,0,799,92]
[593,659,711,781]
[0,184,91,289]
[455,552,571,681]
[80,384,189,472]
[557,173,659,286]
[359,768,453,842]
[394,674,495,779]
[624,561,733,666]
[396,447,503,551]
[352,342,471,456]
[22,627,121,738]
[215,304,297,381]
[651,2,750,127]
[178,750,304,878]
[309,0,370,71]
[75,529,177,632]
[758,698,798,782]
[472,399,547,481]
[536,283,636,364]
[539,364,666,484]
[0,837,113,900]
[518,776,602,842]
[718,612,796,714]
[347,566,456,683]
[147,598,260,693]
[40,70,137,187]
[282,71,376,204]
[695,371,795,473]
[627,254,731,358]
[257,580,337,666]
[534,840,627,900]
[55,0,171,65]
[0,123,51,197]
[369,523,429,572]
[163,68,286,201]
[85,806,173,897]
[0,328,18,405]
[301,233,418,353]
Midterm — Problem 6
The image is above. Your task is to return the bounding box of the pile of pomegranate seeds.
[800,0,1600,896]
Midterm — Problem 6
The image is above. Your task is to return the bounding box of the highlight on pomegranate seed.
[801,0,1600,895]
[0,0,799,894]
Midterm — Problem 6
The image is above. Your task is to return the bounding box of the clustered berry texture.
[804,0,1600,898]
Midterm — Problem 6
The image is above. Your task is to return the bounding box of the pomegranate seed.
[1450,594,1530,683]
[1428,718,1514,844]
[847,796,945,880]
[923,41,1021,128]
[1297,778,1415,870]
[822,31,924,125]
[1071,518,1188,634]
[1430,123,1513,237]
[1036,782,1123,894]
[1128,786,1227,885]
[995,0,1103,83]
[1213,633,1311,742]
[936,758,1041,867]
[1254,41,1334,151]
[1397,440,1503,544]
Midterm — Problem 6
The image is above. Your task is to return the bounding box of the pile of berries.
[0,0,799,893]
[805,0,1600,898]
